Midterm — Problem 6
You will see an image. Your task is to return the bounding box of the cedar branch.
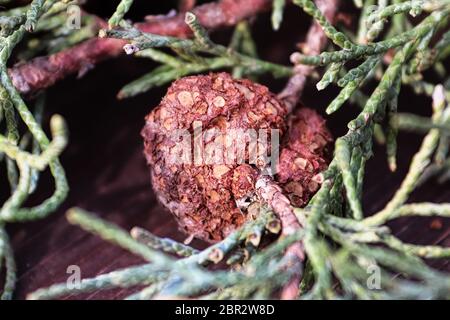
[8,0,272,95]
[278,0,340,112]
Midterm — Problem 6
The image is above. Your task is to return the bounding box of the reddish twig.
[137,0,271,37]
[256,176,305,240]
[267,0,340,299]
[256,175,305,299]
[9,37,125,95]
[9,0,272,95]
[278,0,340,112]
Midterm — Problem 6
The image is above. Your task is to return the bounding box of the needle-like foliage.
[2,0,450,300]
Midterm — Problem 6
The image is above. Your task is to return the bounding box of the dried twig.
[266,0,340,298]
[256,175,305,299]
[9,0,272,95]
[278,0,340,112]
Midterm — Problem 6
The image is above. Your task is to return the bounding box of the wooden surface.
[1,1,449,299]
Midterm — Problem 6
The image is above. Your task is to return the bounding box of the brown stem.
[178,0,197,12]
[256,175,305,237]
[255,175,305,299]
[278,0,340,112]
[136,0,271,37]
[266,0,340,298]
[8,0,272,95]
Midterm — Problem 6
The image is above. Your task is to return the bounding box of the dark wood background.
[1,1,449,299]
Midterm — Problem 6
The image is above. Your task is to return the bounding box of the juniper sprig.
[1,0,450,300]
[0,0,71,299]
[99,12,292,99]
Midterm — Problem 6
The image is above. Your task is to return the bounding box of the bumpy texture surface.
[142,72,331,242]
[277,108,332,207]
